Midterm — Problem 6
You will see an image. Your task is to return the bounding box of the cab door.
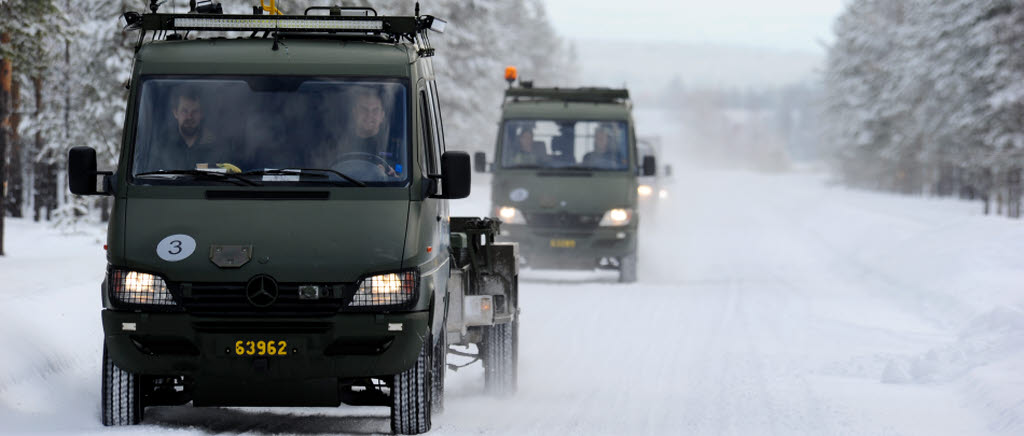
[417,80,450,335]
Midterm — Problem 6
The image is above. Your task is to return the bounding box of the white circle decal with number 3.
[157,234,196,262]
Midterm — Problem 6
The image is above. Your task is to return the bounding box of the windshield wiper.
[504,164,543,169]
[134,169,262,186]
[242,168,368,187]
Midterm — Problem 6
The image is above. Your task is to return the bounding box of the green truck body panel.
[117,189,410,284]
[135,39,414,76]
[500,100,633,121]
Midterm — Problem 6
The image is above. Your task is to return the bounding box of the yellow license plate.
[550,239,576,248]
[232,339,291,357]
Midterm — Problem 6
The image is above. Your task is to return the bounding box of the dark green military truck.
[474,84,655,283]
[68,4,518,434]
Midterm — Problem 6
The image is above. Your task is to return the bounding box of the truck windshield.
[500,120,629,171]
[130,76,409,186]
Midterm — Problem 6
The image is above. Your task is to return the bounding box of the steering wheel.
[329,152,393,181]
[333,152,391,168]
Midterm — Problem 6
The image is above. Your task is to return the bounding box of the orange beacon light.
[505,66,518,86]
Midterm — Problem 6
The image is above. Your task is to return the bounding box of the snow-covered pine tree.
[0,0,70,251]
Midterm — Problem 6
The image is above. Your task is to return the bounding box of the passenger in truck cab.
[582,124,624,169]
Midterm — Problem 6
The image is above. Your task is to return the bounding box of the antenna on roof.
[415,2,420,17]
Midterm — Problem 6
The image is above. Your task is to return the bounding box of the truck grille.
[172,282,355,317]
[525,212,602,230]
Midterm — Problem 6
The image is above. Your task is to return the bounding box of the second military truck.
[475,77,655,283]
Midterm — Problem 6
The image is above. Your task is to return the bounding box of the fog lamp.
[638,185,653,197]
[111,270,176,306]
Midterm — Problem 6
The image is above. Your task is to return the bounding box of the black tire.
[430,330,446,414]
[101,343,143,426]
[619,252,638,283]
[391,335,432,434]
[483,320,518,396]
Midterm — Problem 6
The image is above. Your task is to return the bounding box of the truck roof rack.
[505,87,630,104]
[123,5,446,54]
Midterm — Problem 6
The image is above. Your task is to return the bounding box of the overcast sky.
[545,0,847,53]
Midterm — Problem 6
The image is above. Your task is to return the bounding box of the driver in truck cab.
[344,87,399,177]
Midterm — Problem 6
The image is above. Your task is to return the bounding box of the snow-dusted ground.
[3,143,1024,434]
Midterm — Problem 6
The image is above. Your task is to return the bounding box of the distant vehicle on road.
[474,69,656,282]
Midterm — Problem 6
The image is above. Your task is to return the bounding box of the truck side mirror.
[473,151,487,173]
[68,146,112,196]
[441,151,472,199]
[642,155,656,176]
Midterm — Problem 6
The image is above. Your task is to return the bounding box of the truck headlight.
[111,270,176,306]
[496,206,526,225]
[599,208,633,226]
[637,185,653,197]
[351,271,418,307]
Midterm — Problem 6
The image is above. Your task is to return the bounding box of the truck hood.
[119,196,409,283]
[491,171,636,214]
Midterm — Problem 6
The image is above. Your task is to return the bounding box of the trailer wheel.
[391,335,432,434]
[430,329,446,414]
[619,252,638,283]
[101,342,144,426]
[483,319,518,396]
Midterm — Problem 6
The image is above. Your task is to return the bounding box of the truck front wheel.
[101,343,144,426]
[619,252,638,283]
[483,319,518,396]
[391,335,432,434]
[430,330,446,413]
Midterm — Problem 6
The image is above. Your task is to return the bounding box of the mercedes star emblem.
[246,275,279,307]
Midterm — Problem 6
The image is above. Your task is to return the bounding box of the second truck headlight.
[351,271,418,307]
[496,206,527,225]
[599,208,633,226]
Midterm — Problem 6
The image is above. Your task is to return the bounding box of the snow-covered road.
[2,166,1023,435]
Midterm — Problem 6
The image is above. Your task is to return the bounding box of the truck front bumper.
[498,224,636,270]
[102,310,428,381]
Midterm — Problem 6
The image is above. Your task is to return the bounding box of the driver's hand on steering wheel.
[378,164,398,177]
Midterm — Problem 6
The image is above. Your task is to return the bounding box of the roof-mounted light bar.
[173,16,384,31]
[136,13,442,37]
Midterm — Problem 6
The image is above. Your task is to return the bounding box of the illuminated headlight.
[496,206,527,225]
[637,185,653,197]
[173,17,384,31]
[351,271,418,307]
[599,208,633,226]
[111,270,176,306]
[659,189,669,199]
